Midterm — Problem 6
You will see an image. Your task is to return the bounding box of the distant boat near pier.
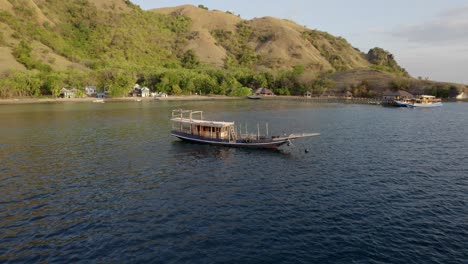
[395,95,443,108]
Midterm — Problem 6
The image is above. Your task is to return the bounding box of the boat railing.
[172,109,203,121]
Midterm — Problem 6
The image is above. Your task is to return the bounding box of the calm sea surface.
[0,100,467,263]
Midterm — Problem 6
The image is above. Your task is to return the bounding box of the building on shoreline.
[59,88,77,98]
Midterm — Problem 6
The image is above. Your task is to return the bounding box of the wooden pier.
[263,96,382,105]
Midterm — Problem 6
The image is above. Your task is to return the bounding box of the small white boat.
[170,110,319,149]
[395,95,442,108]
[93,99,104,103]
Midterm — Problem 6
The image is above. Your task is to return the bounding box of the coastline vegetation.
[0,1,464,99]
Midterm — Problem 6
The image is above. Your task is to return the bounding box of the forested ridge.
[0,0,463,98]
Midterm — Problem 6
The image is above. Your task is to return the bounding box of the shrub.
[228,86,251,96]
[368,47,408,76]
[390,78,412,90]
[258,33,274,43]
[181,49,200,69]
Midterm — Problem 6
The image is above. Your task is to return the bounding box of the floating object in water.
[305,148,309,153]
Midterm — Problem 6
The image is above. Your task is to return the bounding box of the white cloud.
[396,43,468,83]
[391,5,468,44]
[439,5,468,18]
[383,5,468,83]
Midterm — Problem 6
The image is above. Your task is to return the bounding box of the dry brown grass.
[152,5,243,66]
[0,20,83,73]
[31,41,86,71]
[330,68,466,95]
[152,5,370,74]
[249,17,332,71]
[330,68,396,91]
[0,47,26,72]
[4,0,56,26]
[91,0,132,13]
[0,23,26,72]
[153,5,241,32]
[0,0,13,12]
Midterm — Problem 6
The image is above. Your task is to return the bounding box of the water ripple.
[0,102,467,263]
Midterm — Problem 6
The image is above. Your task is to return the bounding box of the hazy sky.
[132,0,468,84]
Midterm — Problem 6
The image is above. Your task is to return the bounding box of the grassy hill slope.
[153,5,371,74]
[0,1,464,98]
[152,5,243,67]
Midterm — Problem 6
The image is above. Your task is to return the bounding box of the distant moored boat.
[395,95,442,108]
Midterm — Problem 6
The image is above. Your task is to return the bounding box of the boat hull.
[171,131,289,149]
[412,102,443,107]
[395,101,443,108]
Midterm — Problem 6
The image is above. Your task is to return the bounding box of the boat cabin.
[171,110,237,141]
[382,90,413,102]
[416,95,441,104]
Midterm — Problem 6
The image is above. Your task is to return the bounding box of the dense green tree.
[39,72,62,96]
[311,77,334,96]
[170,84,183,95]
[181,49,200,69]
[368,47,408,76]
[390,78,413,91]
[96,68,136,96]
[229,86,251,96]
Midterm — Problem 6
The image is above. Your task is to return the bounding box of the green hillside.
[0,0,464,98]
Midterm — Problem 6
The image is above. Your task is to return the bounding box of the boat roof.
[171,117,234,128]
[383,90,414,97]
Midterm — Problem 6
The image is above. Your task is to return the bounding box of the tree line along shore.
[1,2,466,101]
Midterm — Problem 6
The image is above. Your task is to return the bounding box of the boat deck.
[171,117,234,127]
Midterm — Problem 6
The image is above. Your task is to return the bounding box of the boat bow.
[271,133,320,141]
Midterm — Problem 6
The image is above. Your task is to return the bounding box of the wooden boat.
[395,95,442,108]
[247,95,261,99]
[170,109,320,149]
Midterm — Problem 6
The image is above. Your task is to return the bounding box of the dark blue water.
[0,100,467,263]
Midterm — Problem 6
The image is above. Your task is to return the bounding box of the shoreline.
[0,95,242,105]
[0,95,314,105]
[1,95,465,105]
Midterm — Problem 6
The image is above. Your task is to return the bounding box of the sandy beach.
[0,95,405,105]
[0,95,244,105]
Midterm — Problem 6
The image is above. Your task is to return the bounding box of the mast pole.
[257,123,260,140]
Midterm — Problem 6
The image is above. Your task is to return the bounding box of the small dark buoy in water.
[305,148,309,153]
